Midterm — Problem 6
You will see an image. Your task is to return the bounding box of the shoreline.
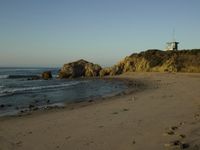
[0,77,145,120]
[1,72,200,150]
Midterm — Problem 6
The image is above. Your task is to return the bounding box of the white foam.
[0,81,88,96]
[0,93,7,97]
[0,75,9,79]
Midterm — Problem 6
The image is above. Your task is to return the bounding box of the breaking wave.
[0,75,9,79]
[0,81,84,97]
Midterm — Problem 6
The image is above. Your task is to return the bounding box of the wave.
[0,74,60,79]
[8,75,41,79]
[0,86,4,92]
[0,81,86,97]
[0,75,9,79]
[0,75,41,79]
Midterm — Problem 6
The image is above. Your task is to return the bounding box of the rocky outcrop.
[41,71,52,80]
[58,59,102,78]
[99,67,112,77]
[102,49,200,76]
[58,49,200,78]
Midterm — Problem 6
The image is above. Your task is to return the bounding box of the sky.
[0,0,200,67]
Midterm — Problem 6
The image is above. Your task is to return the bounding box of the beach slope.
[0,72,200,150]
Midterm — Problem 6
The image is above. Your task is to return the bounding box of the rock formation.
[41,71,52,80]
[58,49,200,78]
[58,59,102,78]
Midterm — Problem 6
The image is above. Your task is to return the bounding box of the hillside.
[100,49,200,76]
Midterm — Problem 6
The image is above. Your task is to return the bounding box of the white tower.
[165,29,179,51]
[166,41,179,51]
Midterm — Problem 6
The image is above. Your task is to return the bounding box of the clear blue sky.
[0,0,199,67]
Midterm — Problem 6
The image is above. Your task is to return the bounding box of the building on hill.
[165,41,179,51]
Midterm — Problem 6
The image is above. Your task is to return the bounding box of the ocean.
[0,67,127,117]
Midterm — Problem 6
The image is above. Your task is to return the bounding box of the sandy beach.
[0,72,200,150]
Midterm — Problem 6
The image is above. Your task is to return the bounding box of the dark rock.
[29,104,35,109]
[99,67,112,77]
[7,104,12,107]
[41,71,52,80]
[32,107,38,111]
[0,104,13,109]
[58,59,102,78]
[28,76,40,80]
[34,100,39,103]
[85,63,102,77]
[0,104,5,108]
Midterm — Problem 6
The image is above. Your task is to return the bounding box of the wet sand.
[0,72,200,150]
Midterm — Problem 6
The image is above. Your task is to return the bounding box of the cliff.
[100,49,200,76]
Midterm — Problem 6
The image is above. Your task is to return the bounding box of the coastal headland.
[58,49,200,79]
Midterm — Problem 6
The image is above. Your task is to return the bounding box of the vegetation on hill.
[100,49,200,76]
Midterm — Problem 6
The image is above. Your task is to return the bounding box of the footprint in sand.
[164,125,179,136]
[170,126,178,130]
[163,124,190,149]
[132,139,136,144]
[111,108,129,115]
[164,130,175,136]
[164,140,190,149]
[98,125,104,128]
[179,134,186,139]
[15,141,23,147]
[56,145,60,149]
[112,112,119,115]
[0,137,15,150]
[65,136,71,140]
[194,113,200,120]
[85,141,94,146]
[164,130,186,139]
[122,108,129,112]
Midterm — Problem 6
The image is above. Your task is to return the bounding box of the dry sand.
[0,72,200,150]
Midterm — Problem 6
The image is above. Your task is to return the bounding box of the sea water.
[0,67,127,116]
